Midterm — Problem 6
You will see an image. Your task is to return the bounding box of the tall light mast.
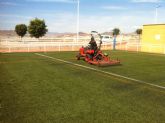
[76,0,79,42]
[155,5,161,24]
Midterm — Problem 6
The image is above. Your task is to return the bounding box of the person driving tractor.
[85,35,98,60]
[89,35,97,51]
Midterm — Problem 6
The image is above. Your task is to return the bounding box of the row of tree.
[112,28,142,36]
[15,18,48,38]
[15,18,142,39]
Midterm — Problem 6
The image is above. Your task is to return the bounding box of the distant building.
[141,24,165,54]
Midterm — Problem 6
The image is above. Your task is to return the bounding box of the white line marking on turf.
[35,53,165,90]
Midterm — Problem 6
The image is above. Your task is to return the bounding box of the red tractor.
[76,33,120,67]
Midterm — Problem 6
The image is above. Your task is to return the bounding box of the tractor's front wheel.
[76,54,80,60]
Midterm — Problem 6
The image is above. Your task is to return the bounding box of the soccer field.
[0,51,165,123]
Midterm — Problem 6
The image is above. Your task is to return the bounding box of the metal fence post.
[44,43,46,52]
[6,39,8,45]
[72,44,74,51]
[59,44,60,52]
[28,44,30,52]
[8,46,11,53]
[137,43,139,52]
[125,43,128,51]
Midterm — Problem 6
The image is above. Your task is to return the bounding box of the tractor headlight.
[104,53,108,56]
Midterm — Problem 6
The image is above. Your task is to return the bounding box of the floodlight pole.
[76,0,80,42]
[155,5,161,24]
[155,7,158,23]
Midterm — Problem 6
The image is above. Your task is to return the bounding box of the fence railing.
[1,37,165,54]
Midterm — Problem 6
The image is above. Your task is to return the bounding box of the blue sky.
[0,0,165,33]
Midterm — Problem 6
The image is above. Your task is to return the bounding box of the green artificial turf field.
[0,50,165,123]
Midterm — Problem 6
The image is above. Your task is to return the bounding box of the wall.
[141,24,165,54]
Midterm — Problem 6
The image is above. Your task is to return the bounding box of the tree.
[136,29,142,35]
[28,18,48,38]
[136,29,142,43]
[15,24,27,38]
[112,28,120,50]
[112,28,120,36]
